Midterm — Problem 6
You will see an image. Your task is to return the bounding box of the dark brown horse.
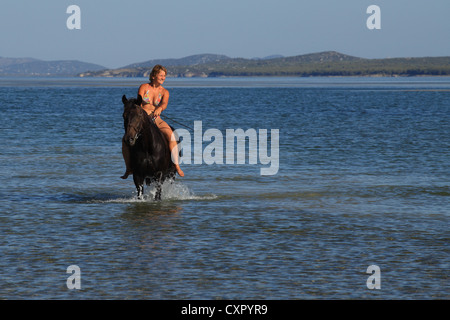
[122,95,176,200]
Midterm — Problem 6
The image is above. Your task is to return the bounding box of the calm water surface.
[0,77,448,299]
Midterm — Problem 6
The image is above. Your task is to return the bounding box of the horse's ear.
[137,94,143,105]
[122,95,128,105]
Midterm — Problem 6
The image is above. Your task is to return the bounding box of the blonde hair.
[149,64,168,83]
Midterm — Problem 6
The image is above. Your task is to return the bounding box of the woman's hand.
[153,107,163,117]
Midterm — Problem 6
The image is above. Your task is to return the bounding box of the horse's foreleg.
[154,171,164,201]
[155,183,162,201]
[134,175,145,200]
[137,184,144,200]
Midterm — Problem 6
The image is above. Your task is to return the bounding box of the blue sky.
[1,0,449,68]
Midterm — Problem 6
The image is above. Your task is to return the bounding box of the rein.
[160,114,194,131]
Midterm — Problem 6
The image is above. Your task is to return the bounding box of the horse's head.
[122,94,144,146]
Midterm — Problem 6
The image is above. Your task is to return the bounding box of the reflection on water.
[123,201,183,217]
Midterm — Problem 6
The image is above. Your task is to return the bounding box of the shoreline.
[2,74,450,79]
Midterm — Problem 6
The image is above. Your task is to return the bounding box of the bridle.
[125,105,144,141]
[127,124,141,141]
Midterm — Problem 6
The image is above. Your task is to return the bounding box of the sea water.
[0,76,448,299]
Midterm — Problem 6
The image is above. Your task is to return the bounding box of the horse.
[122,95,176,200]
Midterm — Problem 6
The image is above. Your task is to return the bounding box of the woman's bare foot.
[121,170,132,179]
[175,165,184,177]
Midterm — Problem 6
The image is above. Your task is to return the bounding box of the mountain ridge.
[2,51,450,77]
[78,51,450,78]
[123,53,232,69]
[0,57,106,76]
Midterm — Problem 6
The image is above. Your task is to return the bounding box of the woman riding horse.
[121,65,184,179]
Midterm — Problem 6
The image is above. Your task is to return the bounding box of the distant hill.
[0,57,106,76]
[78,51,450,78]
[3,52,450,77]
[123,54,231,69]
[252,55,284,60]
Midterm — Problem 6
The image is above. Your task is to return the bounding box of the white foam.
[93,180,217,203]
[150,179,218,201]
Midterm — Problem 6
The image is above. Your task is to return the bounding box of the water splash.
[143,179,217,201]
[91,180,217,203]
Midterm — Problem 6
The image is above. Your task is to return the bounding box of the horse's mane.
[127,97,142,107]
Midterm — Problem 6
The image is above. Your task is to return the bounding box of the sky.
[1,0,449,69]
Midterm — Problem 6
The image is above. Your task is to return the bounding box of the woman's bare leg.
[157,119,184,177]
[121,138,133,179]
[169,137,184,177]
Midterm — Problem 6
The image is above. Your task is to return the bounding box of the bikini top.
[142,90,162,107]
